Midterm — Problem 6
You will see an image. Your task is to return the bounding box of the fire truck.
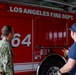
[0,1,76,75]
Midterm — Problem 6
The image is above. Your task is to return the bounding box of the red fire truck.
[0,1,76,75]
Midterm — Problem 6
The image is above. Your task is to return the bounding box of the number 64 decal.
[11,33,31,47]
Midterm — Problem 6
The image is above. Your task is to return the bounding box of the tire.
[39,58,69,75]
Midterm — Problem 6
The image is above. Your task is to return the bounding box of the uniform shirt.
[68,42,76,75]
[0,38,14,75]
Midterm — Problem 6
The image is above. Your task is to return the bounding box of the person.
[57,23,76,75]
[0,26,14,75]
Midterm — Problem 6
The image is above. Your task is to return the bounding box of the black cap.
[69,23,76,32]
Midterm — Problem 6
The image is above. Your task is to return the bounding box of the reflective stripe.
[14,62,39,73]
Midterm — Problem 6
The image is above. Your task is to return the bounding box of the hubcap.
[47,66,59,75]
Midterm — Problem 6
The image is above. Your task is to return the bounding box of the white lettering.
[9,6,74,20]
[21,34,31,47]
[19,8,23,13]
[50,12,61,18]
[28,9,32,14]
[14,7,19,13]
[71,16,74,20]
[62,14,74,20]
[12,33,21,47]
[46,12,49,16]
[36,10,40,15]
[32,10,37,15]
[23,8,28,14]
[11,33,31,47]
[10,6,14,12]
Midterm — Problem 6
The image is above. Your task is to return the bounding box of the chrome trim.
[36,65,40,75]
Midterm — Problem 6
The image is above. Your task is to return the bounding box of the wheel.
[39,58,69,75]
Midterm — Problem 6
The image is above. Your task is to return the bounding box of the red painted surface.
[0,2,75,75]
